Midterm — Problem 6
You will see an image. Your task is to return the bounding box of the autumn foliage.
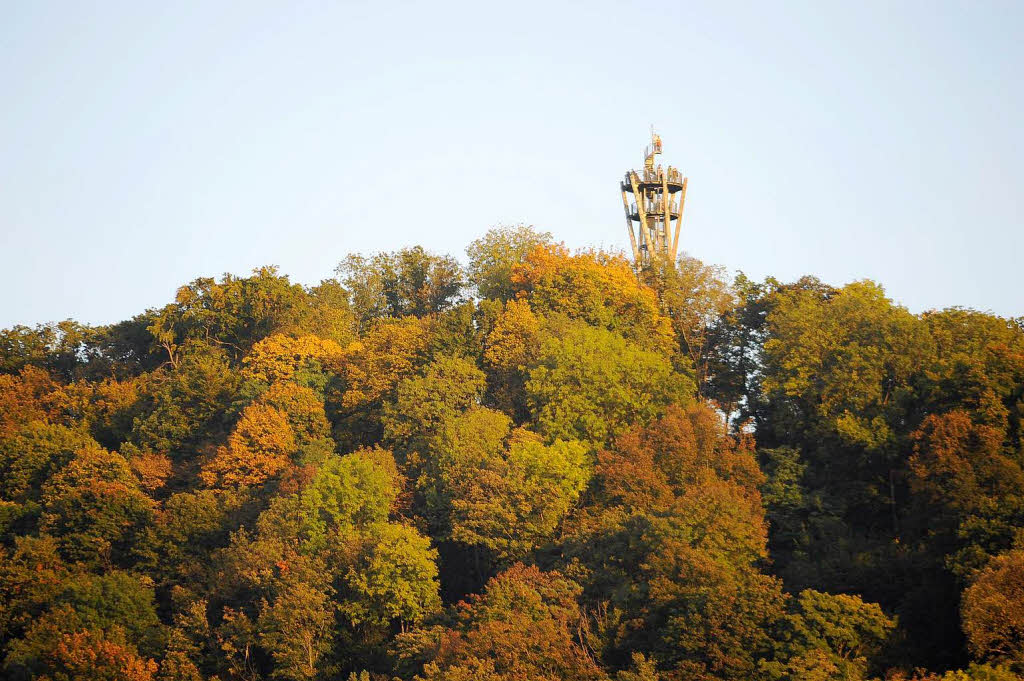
[0,227,1022,680]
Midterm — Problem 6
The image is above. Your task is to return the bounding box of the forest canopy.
[1,225,1023,681]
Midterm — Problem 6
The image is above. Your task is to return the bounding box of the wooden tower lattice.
[620,131,688,271]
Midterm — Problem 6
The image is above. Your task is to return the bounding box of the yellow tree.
[242,333,345,386]
[201,404,298,489]
[511,244,675,353]
[331,316,432,447]
[482,299,541,419]
[336,317,431,412]
[483,299,540,372]
[260,382,332,447]
[0,366,57,438]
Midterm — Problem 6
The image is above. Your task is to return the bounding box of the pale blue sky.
[1,1,1021,328]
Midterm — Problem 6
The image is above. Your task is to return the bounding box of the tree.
[33,628,158,681]
[128,452,172,493]
[0,324,60,375]
[331,316,432,447]
[127,342,241,460]
[655,255,736,396]
[258,381,335,467]
[908,411,1022,517]
[302,279,359,346]
[758,447,810,573]
[146,266,344,364]
[615,653,660,681]
[906,411,1024,579]
[510,244,674,353]
[257,579,335,681]
[961,551,1024,664]
[242,333,346,388]
[3,606,158,681]
[466,225,553,301]
[450,433,589,561]
[0,366,57,438]
[39,444,155,567]
[56,571,164,657]
[483,299,541,373]
[703,273,777,427]
[642,545,786,680]
[297,448,400,549]
[610,403,764,495]
[382,356,486,462]
[337,246,465,325]
[210,527,336,680]
[412,564,607,681]
[429,409,591,561]
[920,308,1024,435]
[482,299,541,420]
[0,535,69,645]
[762,589,895,680]
[762,280,932,453]
[0,321,101,381]
[200,403,298,489]
[155,488,246,584]
[0,422,98,505]
[563,404,779,679]
[340,522,442,630]
[526,320,693,445]
[755,278,941,645]
[53,375,142,451]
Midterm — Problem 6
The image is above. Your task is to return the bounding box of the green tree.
[257,579,336,681]
[429,409,591,561]
[382,356,486,461]
[762,280,932,453]
[39,445,156,567]
[147,266,347,364]
[526,320,693,445]
[763,589,895,681]
[654,255,736,396]
[128,342,241,460]
[0,422,97,508]
[297,448,399,550]
[337,246,465,325]
[57,571,164,657]
[340,522,441,630]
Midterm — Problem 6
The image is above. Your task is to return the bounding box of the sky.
[1,1,1021,328]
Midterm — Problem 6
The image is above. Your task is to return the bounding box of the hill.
[1,225,1022,680]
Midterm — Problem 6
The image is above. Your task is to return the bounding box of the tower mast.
[620,131,688,271]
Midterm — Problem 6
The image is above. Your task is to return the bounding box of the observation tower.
[620,131,688,271]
